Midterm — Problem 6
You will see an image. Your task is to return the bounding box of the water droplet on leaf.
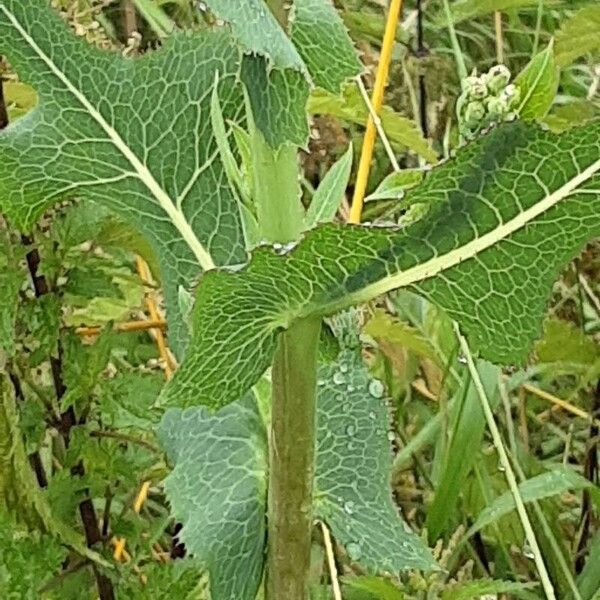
[368,379,384,398]
[346,542,362,561]
[333,372,347,385]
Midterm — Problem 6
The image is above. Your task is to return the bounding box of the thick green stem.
[249,108,315,599]
[267,317,321,600]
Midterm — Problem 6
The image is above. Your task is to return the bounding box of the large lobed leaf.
[158,343,435,600]
[159,120,600,410]
[203,0,361,147]
[0,0,248,356]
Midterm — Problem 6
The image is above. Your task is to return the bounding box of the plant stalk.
[267,317,321,600]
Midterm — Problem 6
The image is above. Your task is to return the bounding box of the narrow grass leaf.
[305,144,353,228]
[467,466,595,537]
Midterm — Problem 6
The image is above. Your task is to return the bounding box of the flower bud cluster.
[457,65,520,140]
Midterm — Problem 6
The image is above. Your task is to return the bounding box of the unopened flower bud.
[501,83,521,107]
[486,96,509,118]
[486,64,511,94]
[464,101,486,126]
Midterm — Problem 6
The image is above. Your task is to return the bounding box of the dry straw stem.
[76,319,166,336]
[455,324,556,600]
[320,521,342,600]
[349,0,404,223]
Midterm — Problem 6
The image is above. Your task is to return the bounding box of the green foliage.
[0,515,66,599]
[315,346,436,571]
[440,578,539,600]
[515,45,559,120]
[0,0,248,356]
[555,5,600,67]
[308,85,437,163]
[425,361,500,541]
[160,120,600,410]
[158,396,268,600]
[466,466,597,537]
[305,144,353,227]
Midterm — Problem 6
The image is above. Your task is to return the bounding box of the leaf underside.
[158,345,435,600]
[160,120,600,410]
[315,348,436,571]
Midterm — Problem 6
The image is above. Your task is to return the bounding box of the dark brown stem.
[416,0,429,138]
[20,234,115,600]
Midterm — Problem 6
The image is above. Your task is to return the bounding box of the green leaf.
[291,0,362,92]
[0,0,248,357]
[0,233,24,356]
[315,348,436,571]
[536,318,599,366]
[308,86,438,163]
[467,466,595,538]
[203,0,360,147]
[305,144,353,227]
[426,361,500,541]
[342,575,405,600]
[159,121,600,410]
[576,530,600,600]
[555,5,600,67]
[0,514,67,599]
[441,578,539,600]
[436,0,560,26]
[0,375,109,566]
[363,310,438,363]
[157,396,268,600]
[515,44,559,120]
[365,169,424,202]
[131,0,176,39]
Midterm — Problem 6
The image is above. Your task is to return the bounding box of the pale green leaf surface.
[305,144,353,227]
[291,0,362,92]
[467,466,595,537]
[159,121,600,411]
[308,86,437,163]
[0,0,248,357]
[158,396,268,600]
[158,348,434,600]
[515,45,559,120]
[437,0,561,26]
[315,348,436,571]
[200,0,304,71]
[342,575,405,600]
[555,6,600,67]
[203,0,360,147]
[365,169,424,202]
[441,579,539,600]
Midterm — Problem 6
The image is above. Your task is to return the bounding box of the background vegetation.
[0,0,599,598]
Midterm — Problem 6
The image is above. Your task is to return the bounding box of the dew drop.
[343,501,355,515]
[457,355,467,365]
[317,378,326,387]
[387,431,396,442]
[333,372,347,385]
[345,424,356,436]
[347,384,355,393]
[339,363,349,373]
[368,379,384,398]
[368,411,377,420]
[346,542,362,561]
[522,543,535,560]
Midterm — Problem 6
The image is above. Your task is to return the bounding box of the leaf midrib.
[0,3,215,271]
[315,155,600,316]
